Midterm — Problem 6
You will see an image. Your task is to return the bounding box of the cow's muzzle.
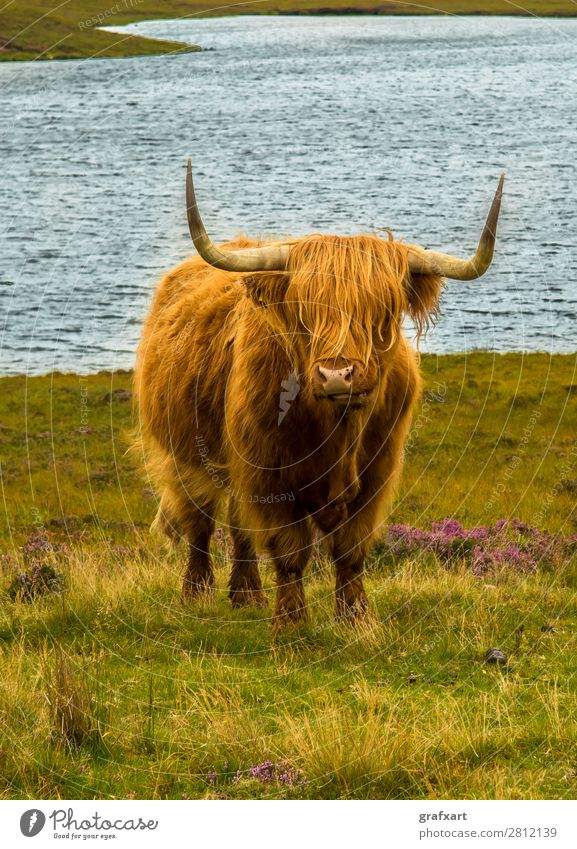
[312,359,367,407]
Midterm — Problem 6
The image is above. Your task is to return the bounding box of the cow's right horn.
[186,160,289,272]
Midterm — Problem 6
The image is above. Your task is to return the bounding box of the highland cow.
[134,162,504,628]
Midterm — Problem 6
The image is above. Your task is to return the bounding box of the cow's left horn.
[186,160,289,272]
[407,174,505,280]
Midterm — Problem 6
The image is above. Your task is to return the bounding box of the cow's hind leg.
[183,506,216,601]
[151,456,224,602]
[228,498,266,608]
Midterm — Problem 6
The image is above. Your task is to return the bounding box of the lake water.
[1,15,576,375]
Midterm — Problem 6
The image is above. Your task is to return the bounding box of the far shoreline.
[2,351,575,382]
[2,2,577,64]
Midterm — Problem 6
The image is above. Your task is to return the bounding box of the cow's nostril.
[314,362,360,398]
[317,364,356,383]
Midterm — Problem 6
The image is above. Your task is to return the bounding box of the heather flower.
[510,519,536,536]
[381,518,574,576]
[467,526,492,542]
[7,562,66,602]
[214,528,228,545]
[0,552,14,570]
[22,530,54,563]
[233,760,306,787]
[431,518,466,537]
[249,760,275,782]
[22,529,69,566]
[212,527,231,559]
[276,761,307,786]
[9,529,67,601]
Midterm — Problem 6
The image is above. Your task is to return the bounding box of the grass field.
[1,352,577,799]
[2,0,577,62]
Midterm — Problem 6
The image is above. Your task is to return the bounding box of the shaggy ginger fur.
[134,234,443,626]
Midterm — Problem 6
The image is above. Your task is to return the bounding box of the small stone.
[408,674,419,684]
[541,624,555,633]
[485,648,507,665]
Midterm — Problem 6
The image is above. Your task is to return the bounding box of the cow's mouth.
[327,393,355,402]
[325,392,367,408]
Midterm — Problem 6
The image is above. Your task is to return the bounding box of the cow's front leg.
[265,520,312,630]
[330,525,370,621]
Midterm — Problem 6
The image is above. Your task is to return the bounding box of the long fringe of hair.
[262,234,443,364]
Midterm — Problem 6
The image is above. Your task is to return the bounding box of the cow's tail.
[150,501,183,545]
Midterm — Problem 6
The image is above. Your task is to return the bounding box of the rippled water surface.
[1,15,576,374]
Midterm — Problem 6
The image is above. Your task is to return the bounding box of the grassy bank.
[1,353,577,799]
[1,353,576,546]
[1,1,577,63]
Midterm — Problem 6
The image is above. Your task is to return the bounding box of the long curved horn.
[407,174,505,280]
[186,160,289,272]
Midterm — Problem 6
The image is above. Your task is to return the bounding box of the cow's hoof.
[335,594,369,623]
[272,602,308,632]
[181,580,214,603]
[271,615,308,634]
[230,588,268,608]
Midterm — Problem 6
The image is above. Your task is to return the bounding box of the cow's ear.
[241,274,289,309]
[405,270,444,335]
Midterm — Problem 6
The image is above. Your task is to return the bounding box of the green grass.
[2,0,577,62]
[1,354,576,545]
[1,352,577,799]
